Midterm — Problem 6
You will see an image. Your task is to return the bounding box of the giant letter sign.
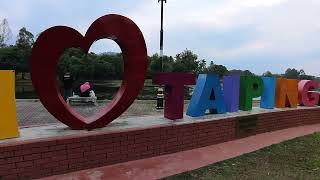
[239,76,264,111]
[275,78,298,108]
[187,74,226,117]
[153,73,196,120]
[31,15,147,130]
[223,75,240,112]
[298,80,319,107]
[260,77,276,109]
[0,71,19,139]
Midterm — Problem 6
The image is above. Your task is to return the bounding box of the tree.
[298,69,314,80]
[283,68,300,79]
[148,54,174,77]
[197,59,207,73]
[0,46,20,70]
[16,27,34,48]
[0,19,12,47]
[58,48,118,81]
[262,71,273,77]
[204,61,228,77]
[228,69,254,76]
[14,27,34,79]
[96,53,123,79]
[172,49,202,73]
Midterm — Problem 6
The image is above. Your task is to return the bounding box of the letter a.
[187,74,226,117]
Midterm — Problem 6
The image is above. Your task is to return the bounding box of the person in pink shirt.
[80,82,91,97]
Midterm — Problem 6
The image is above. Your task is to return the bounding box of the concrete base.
[2,106,318,144]
[0,106,319,179]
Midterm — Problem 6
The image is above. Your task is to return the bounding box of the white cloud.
[0,0,319,75]
[208,40,272,59]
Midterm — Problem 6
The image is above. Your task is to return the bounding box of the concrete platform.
[0,106,319,179]
[2,106,318,144]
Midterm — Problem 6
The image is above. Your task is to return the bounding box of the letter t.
[153,73,196,120]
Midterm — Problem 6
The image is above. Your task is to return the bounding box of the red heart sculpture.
[31,14,148,130]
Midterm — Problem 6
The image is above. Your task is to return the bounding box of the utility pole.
[156,0,166,110]
[158,0,166,71]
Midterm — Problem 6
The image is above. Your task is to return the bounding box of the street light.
[156,0,167,110]
[158,0,166,72]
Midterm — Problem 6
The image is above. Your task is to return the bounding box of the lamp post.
[156,0,166,110]
[159,0,166,71]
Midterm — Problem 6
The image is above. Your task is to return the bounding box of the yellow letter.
[0,70,19,140]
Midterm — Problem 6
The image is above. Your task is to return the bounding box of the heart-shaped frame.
[31,14,147,130]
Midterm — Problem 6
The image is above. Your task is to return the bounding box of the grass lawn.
[164,133,320,180]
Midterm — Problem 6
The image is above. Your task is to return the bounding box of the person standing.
[63,71,73,101]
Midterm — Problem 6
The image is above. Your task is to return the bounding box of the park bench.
[67,96,98,106]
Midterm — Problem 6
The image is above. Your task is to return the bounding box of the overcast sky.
[0,0,319,76]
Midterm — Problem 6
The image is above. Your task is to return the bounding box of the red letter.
[298,80,319,107]
[153,73,196,120]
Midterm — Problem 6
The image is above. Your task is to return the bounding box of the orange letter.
[275,78,298,108]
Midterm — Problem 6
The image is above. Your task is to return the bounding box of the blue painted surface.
[187,74,226,117]
[261,77,276,109]
[223,75,240,112]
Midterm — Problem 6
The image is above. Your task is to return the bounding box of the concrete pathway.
[40,124,320,180]
[16,100,165,127]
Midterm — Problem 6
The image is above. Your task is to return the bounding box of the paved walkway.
[16,100,166,127]
[16,100,258,128]
[40,124,320,180]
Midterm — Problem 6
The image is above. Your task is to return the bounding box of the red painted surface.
[42,124,320,180]
[153,73,196,120]
[298,80,320,107]
[0,108,319,179]
[30,14,148,130]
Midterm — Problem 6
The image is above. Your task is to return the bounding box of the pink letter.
[298,80,319,107]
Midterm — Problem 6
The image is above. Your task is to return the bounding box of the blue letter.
[223,75,240,112]
[260,77,276,109]
[187,74,226,117]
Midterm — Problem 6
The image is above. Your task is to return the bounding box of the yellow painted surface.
[0,70,19,140]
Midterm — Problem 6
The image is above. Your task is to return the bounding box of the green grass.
[164,133,320,180]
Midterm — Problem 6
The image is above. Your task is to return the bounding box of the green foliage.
[0,27,34,79]
[204,61,228,77]
[262,71,273,77]
[228,69,255,76]
[284,68,300,79]
[16,27,34,49]
[57,48,119,80]
[148,54,174,75]
[283,68,315,80]
[172,49,206,73]
[0,45,31,76]
[165,132,320,180]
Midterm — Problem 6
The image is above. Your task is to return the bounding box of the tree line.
[0,19,319,83]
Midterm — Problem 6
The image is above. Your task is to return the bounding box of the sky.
[0,0,319,76]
